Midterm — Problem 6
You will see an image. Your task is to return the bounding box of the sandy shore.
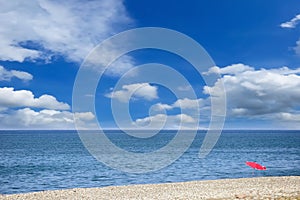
[1,176,299,200]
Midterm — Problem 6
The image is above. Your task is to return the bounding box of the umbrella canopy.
[246,161,266,170]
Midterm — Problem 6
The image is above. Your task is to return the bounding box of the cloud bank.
[0,87,95,129]
[0,108,95,129]
[205,64,300,127]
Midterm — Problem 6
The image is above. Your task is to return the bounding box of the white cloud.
[177,85,192,91]
[134,114,167,127]
[152,98,204,112]
[107,83,158,102]
[0,65,33,81]
[0,0,133,75]
[173,98,204,110]
[152,103,173,111]
[177,114,196,123]
[276,112,300,122]
[133,113,197,129]
[74,112,95,121]
[0,87,96,129]
[85,44,136,76]
[203,63,253,75]
[0,108,95,129]
[280,14,300,28]
[147,98,208,129]
[0,87,70,110]
[267,66,300,74]
[204,64,300,123]
[280,14,300,56]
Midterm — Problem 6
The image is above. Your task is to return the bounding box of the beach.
[1,176,299,200]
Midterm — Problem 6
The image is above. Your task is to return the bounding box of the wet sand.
[1,176,300,200]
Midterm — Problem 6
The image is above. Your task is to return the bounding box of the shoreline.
[1,176,300,199]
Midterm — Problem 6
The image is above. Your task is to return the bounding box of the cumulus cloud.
[0,0,134,75]
[106,83,204,129]
[0,108,95,129]
[107,83,158,102]
[0,66,33,81]
[152,98,205,112]
[204,64,300,124]
[134,114,167,127]
[0,87,96,129]
[173,98,205,110]
[132,113,197,129]
[280,14,300,28]
[74,112,95,121]
[203,64,253,75]
[144,64,300,129]
[152,103,173,111]
[147,98,208,129]
[0,87,70,110]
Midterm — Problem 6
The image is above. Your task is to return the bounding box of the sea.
[0,130,299,194]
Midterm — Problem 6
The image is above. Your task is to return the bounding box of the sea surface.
[0,130,299,194]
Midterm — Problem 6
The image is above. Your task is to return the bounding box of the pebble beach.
[1,176,299,200]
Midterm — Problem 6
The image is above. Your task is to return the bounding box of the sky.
[0,0,300,130]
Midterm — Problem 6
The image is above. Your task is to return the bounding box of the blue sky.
[0,0,300,129]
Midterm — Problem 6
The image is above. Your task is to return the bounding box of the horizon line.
[0,129,299,131]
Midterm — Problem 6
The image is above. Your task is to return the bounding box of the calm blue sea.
[0,130,299,194]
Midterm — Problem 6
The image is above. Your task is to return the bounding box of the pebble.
[1,176,299,200]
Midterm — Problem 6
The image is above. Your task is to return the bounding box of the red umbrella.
[246,161,266,170]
